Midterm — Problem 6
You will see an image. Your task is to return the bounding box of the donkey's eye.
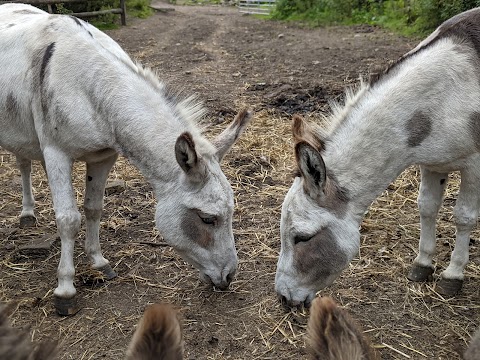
[294,235,313,245]
[199,215,217,225]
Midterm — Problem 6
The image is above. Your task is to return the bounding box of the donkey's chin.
[275,273,340,309]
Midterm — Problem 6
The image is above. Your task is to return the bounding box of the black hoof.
[54,296,78,316]
[97,264,117,280]
[437,277,463,297]
[19,215,37,228]
[407,264,434,282]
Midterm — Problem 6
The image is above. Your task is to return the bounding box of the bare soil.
[1,3,480,359]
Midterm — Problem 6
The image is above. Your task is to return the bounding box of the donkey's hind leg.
[16,156,36,228]
[408,167,448,282]
[84,154,118,280]
[437,168,479,296]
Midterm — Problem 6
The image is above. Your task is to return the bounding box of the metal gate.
[238,0,276,15]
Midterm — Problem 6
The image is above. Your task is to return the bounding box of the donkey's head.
[275,116,360,307]
[155,109,252,290]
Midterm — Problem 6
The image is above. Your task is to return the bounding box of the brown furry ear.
[213,108,253,161]
[292,115,325,151]
[126,303,183,360]
[465,328,480,360]
[0,303,58,360]
[307,297,377,360]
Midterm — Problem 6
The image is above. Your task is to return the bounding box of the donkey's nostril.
[226,271,234,285]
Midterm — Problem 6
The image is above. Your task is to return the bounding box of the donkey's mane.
[369,7,480,88]
[321,80,369,138]
[323,8,480,138]
[133,62,207,127]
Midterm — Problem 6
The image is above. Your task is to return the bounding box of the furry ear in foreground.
[126,303,183,360]
[0,304,57,360]
[3,298,480,359]
[306,297,377,360]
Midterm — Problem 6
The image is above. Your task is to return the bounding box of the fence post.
[120,0,126,25]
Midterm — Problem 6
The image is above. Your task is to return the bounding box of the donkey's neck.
[96,65,209,188]
[324,97,412,220]
[323,42,473,222]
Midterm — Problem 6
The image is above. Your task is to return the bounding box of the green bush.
[272,0,480,35]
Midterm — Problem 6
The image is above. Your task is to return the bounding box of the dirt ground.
[1,2,480,359]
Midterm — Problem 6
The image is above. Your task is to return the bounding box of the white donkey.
[0,3,252,315]
[276,7,480,307]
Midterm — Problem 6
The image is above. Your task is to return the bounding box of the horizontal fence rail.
[0,0,126,25]
[238,0,275,15]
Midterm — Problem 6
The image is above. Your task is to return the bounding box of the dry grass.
[1,109,479,359]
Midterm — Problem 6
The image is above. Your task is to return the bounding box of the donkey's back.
[0,3,133,161]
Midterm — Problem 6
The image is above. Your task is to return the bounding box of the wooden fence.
[0,0,126,25]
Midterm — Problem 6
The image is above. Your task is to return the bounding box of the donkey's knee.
[56,209,81,237]
[453,204,478,231]
[417,194,442,220]
[83,206,102,222]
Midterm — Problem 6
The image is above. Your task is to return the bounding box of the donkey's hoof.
[437,277,463,297]
[54,296,79,316]
[407,264,434,282]
[19,215,37,228]
[97,264,117,280]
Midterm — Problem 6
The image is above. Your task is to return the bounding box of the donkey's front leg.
[43,147,81,315]
[437,169,479,296]
[84,155,118,280]
[16,156,37,228]
[408,168,448,282]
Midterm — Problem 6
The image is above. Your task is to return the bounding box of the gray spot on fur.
[69,15,83,27]
[5,93,19,117]
[180,210,214,248]
[322,174,349,218]
[40,43,55,87]
[406,111,432,147]
[68,15,93,37]
[294,228,348,279]
[469,112,480,149]
[13,9,40,14]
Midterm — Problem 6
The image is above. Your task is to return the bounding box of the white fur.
[0,4,250,302]
[277,21,480,305]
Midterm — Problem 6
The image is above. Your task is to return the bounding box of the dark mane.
[369,7,480,87]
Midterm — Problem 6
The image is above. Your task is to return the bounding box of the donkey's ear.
[295,141,326,197]
[292,114,307,141]
[292,115,325,150]
[213,108,253,161]
[175,132,205,182]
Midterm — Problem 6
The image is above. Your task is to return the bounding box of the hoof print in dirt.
[14,235,58,261]
[104,179,126,196]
